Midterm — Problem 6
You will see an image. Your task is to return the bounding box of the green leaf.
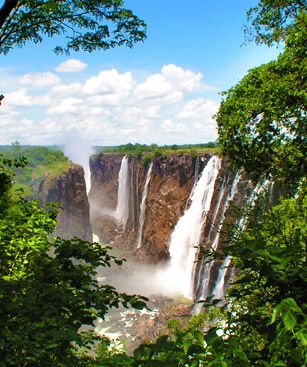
[183,339,192,354]
[282,311,297,331]
[295,331,307,346]
[273,361,287,366]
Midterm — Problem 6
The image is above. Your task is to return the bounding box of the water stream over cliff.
[136,163,153,249]
[167,156,221,298]
[115,155,130,229]
[192,173,240,312]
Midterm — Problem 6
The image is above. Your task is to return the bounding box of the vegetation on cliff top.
[95,142,220,165]
[0,143,70,197]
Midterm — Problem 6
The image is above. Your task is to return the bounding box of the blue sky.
[0,0,280,146]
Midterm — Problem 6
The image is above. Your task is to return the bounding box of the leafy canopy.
[245,0,307,45]
[216,11,307,182]
[0,157,147,366]
[0,0,146,54]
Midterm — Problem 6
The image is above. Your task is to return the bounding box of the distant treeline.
[94,142,219,155]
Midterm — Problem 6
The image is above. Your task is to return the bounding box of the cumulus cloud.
[50,83,82,97]
[176,98,219,120]
[5,89,33,107]
[56,59,87,73]
[1,64,219,145]
[19,72,60,87]
[47,97,84,115]
[83,69,133,95]
[135,64,202,102]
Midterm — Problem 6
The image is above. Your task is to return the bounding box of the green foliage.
[269,298,307,366]
[0,0,146,55]
[216,11,307,182]
[0,157,147,366]
[0,145,70,197]
[95,142,219,155]
[0,152,27,206]
[142,156,152,169]
[222,190,307,363]
[245,0,306,45]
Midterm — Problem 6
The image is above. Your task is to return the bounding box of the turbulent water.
[167,156,222,298]
[115,155,130,229]
[136,163,153,249]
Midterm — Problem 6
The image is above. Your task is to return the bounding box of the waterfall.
[136,163,153,249]
[168,156,221,298]
[115,155,130,229]
[192,173,240,313]
[208,178,270,304]
[211,255,232,300]
[92,233,100,243]
[63,132,93,194]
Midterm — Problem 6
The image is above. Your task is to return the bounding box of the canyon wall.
[39,163,92,242]
[139,154,211,262]
[89,153,145,245]
[89,153,211,259]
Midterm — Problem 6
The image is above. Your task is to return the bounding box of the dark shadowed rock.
[39,163,92,241]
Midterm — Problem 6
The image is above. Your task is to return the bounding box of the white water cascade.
[167,156,221,298]
[63,134,93,194]
[211,255,232,300]
[192,174,240,312]
[136,163,153,249]
[209,178,271,304]
[92,233,100,243]
[115,155,130,229]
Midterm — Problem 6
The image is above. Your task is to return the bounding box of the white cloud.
[56,59,87,73]
[176,98,219,120]
[1,64,219,145]
[50,83,82,97]
[83,69,133,95]
[161,64,202,92]
[5,89,33,107]
[19,72,60,88]
[135,64,202,103]
[47,97,84,115]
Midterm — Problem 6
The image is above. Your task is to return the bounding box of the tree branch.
[0,0,19,28]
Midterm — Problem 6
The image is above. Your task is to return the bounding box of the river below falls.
[95,255,194,352]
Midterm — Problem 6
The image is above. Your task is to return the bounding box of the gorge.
[39,151,277,311]
[40,153,276,312]
[7,147,286,352]
[91,153,273,307]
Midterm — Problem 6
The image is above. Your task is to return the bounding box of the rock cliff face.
[39,164,92,242]
[89,153,212,260]
[88,153,143,245]
[139,154,211,262]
